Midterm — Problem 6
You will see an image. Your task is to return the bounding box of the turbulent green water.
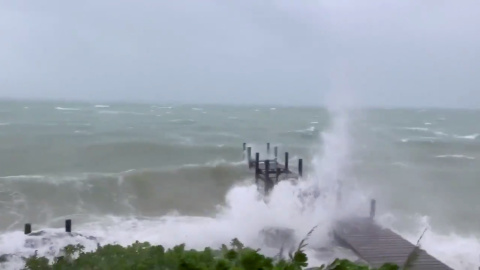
[0,101,479,269]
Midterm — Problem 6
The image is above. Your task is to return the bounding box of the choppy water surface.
[0,101,479,269]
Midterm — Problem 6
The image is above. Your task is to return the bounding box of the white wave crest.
[292,126,316,133]
[55,107,80,111]
[454,134,479,140]
[436,155,475,160]
[169,119,195,124]
[98,110,145,116]
[402,127,430,132]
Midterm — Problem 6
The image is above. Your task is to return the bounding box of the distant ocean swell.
[0,141,246,177]
[399,127,479,142]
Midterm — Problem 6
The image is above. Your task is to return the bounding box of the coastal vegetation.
[22,227,418,270]
[23,238,401,270]
[19,226,426,269]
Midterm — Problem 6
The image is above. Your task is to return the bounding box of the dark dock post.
[298,159,303,177]
[242,143,246,160]
[247,147,252,168]
[274,146,278,159]
[255,153,260,183]
[265,159,269,183]
[370,199,376,219]
[267,143,270,155]
[264,160,274,193]
[24,223,32,235]
[65,219,72,233]
[285,152,289,172]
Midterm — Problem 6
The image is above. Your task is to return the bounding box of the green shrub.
[22,238,400,270]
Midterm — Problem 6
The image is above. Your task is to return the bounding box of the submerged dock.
[243,142,303,194]
[243,143,453,269]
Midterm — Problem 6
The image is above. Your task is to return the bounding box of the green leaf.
[292,250,308,267]
[379,263,400,270]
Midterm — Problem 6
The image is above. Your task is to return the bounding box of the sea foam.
[55,107,80,111]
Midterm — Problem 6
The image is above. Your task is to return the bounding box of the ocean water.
[0,101,479,269]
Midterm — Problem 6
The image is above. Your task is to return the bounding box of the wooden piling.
[298,159,303,177]
[264,160,274,193]
[65,219,72,233]
[24,223,32,235]
[274,146,278,159]
[285,152,289,171]
[242,143,246,160]
[255,153,260,183]
[247,147,252,168]
[265,159,270,192]
[370,199,376,219]
[267,143,270,155]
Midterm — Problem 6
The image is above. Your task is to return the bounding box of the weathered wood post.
[274,146,278,159]
[370,199,376,219]
[276,167,280,183]
[255,153,260,183]
[267,143,270,155]
[265,159,270,183]
[298,159,303,177]
[242,143,246,160]
[24,223,32,235]
[285,152,289,171]
[264,160,274,193]
[65,219,72,233]
[247,147,252,168]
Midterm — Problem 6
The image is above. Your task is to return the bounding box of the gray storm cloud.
[0,0,479,107]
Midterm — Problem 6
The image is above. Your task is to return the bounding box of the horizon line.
[0,97,478,111]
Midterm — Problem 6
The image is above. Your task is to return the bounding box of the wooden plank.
[334,218,453,270]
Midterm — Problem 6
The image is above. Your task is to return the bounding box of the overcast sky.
[1,0,479,108]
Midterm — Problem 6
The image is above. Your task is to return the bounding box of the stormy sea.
[0,100,479,269]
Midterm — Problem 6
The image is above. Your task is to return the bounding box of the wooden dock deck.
[334,217,452,269]
[242,143,453,269]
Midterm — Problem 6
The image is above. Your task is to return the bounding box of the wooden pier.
[334,218,452,269]
[243,142,303,194]
[243,143,453,269]
[333,200,452,269]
